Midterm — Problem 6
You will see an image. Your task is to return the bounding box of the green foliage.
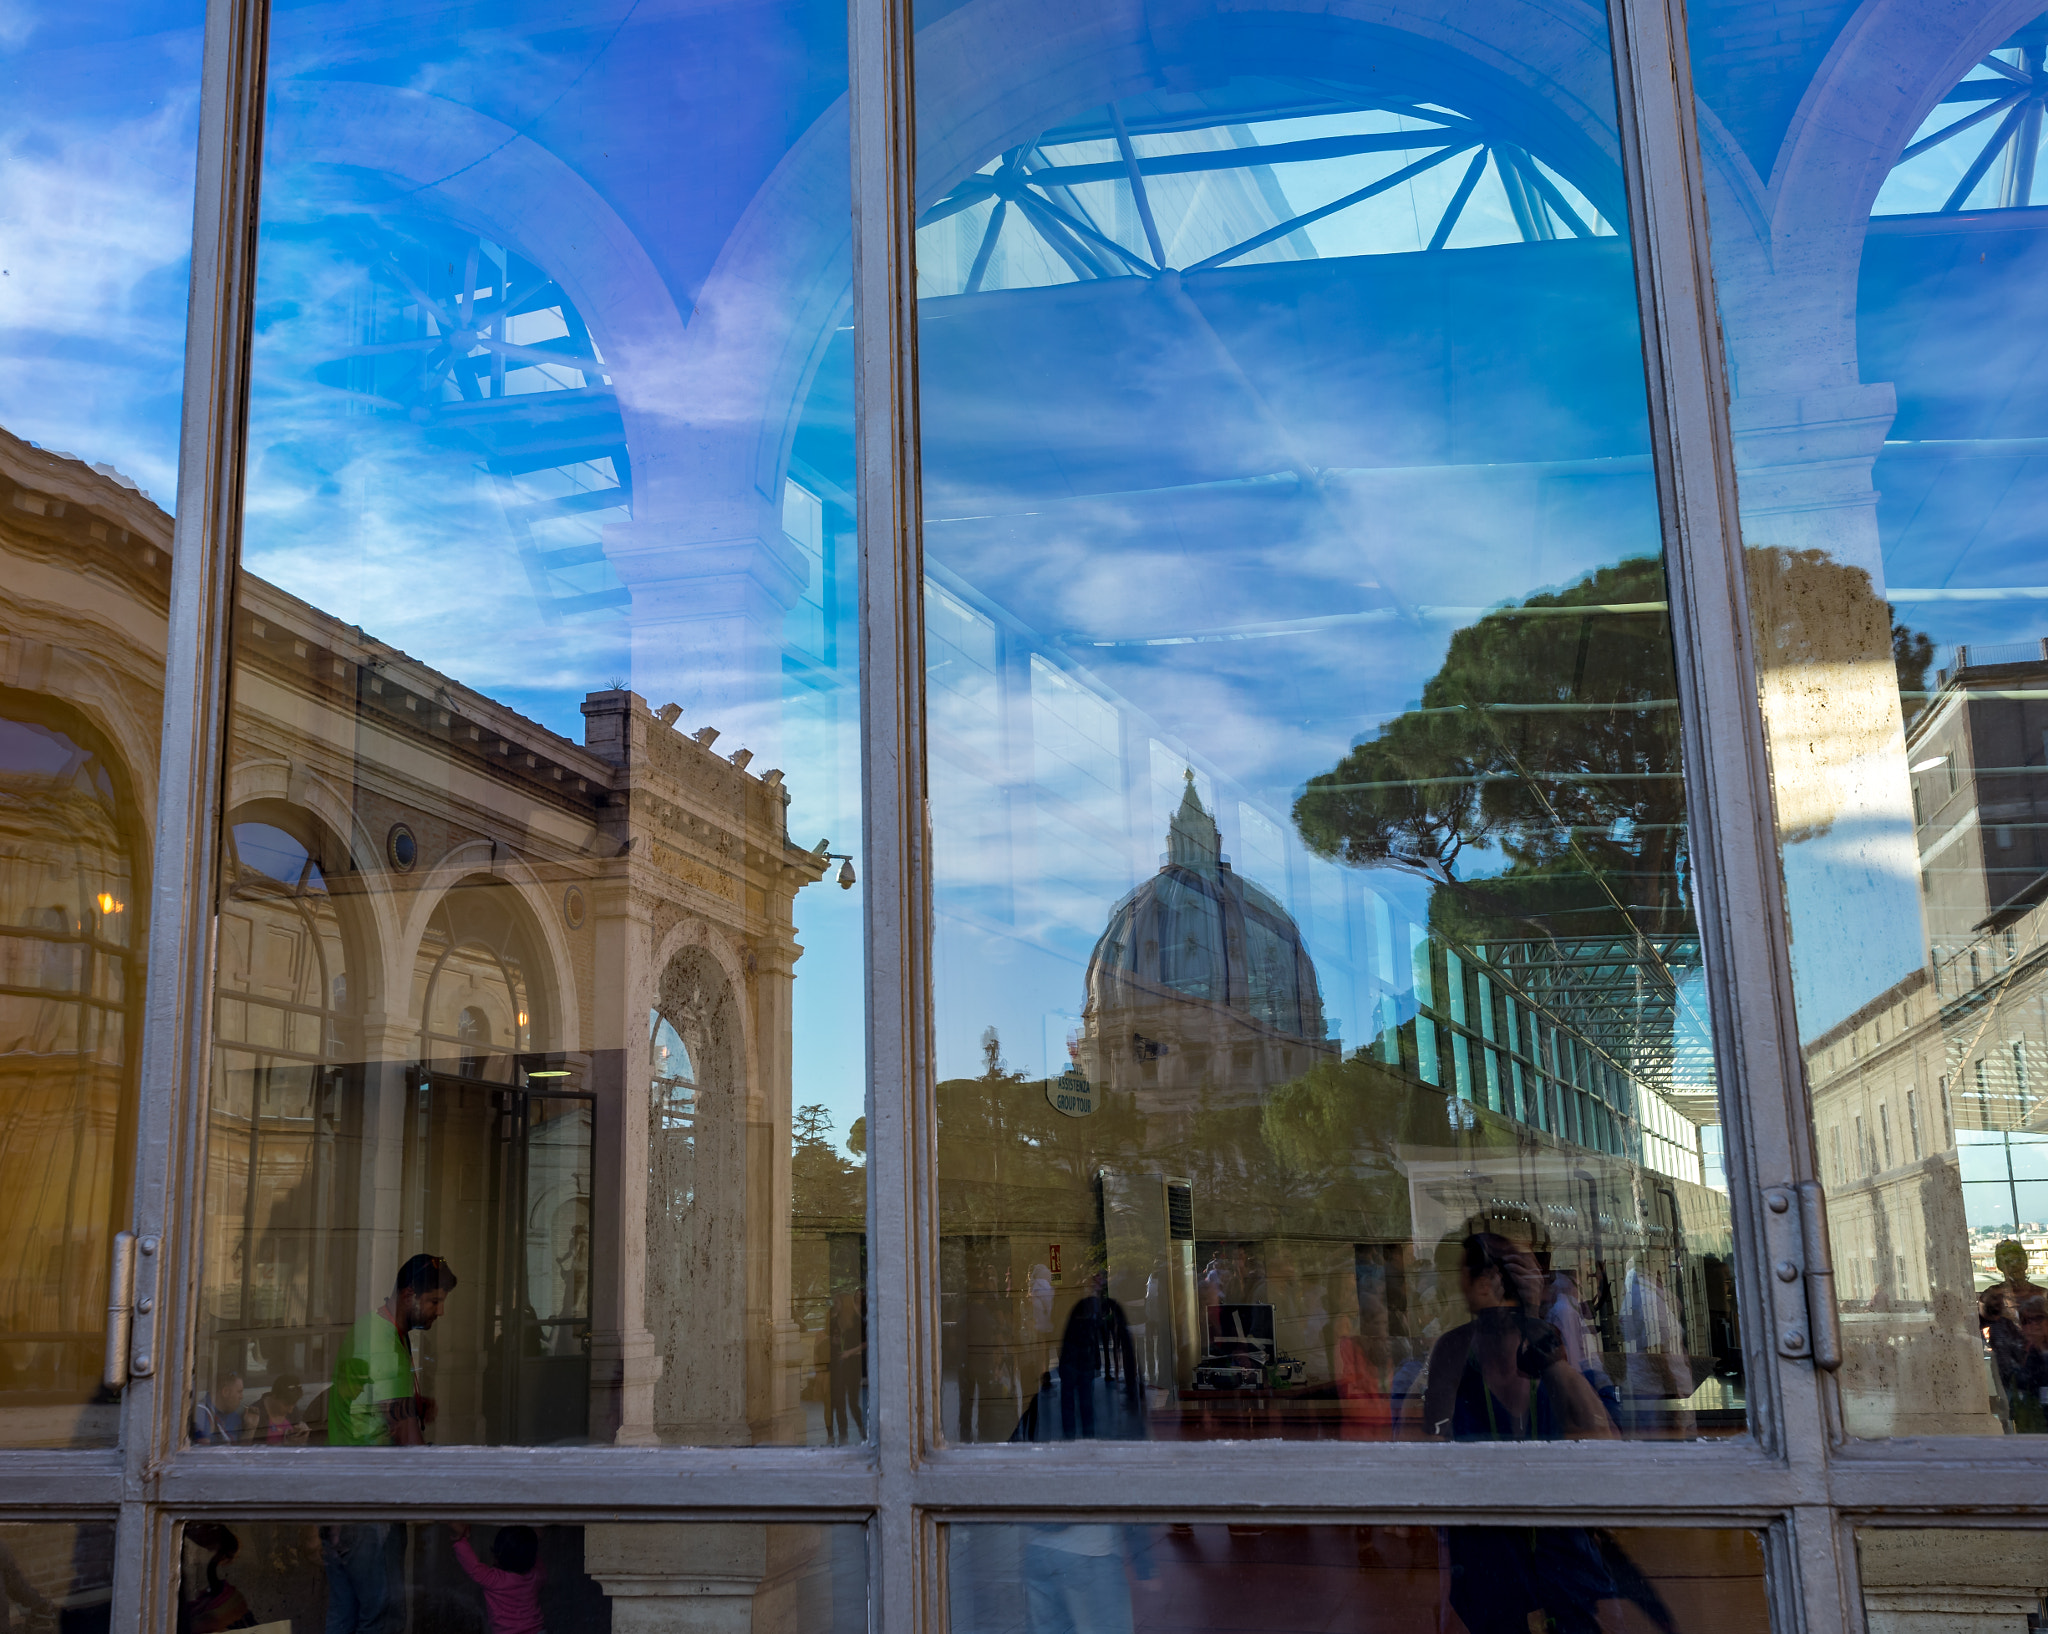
[1893,618,1936,730]
[793,1101,863,1227]
[1293,557,1688,944]
[794,1102,834,1147]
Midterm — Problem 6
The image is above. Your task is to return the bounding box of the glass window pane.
[919,0,1741,1442]
[949,1524,1767,1634]
[0,1521,116,1628]
[194,0,865,1447]
[179,1521,863,1633]
[1685,2,2048,1437]
[0,0,202,1447]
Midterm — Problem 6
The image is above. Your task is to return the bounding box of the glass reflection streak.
[920,0,1737,1443]
[196,0,867,1447]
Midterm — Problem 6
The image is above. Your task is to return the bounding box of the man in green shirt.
[328,1253,459,1448]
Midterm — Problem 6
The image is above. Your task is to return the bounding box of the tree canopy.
[1292,556,1688,947]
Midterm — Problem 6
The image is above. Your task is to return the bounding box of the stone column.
[1860,1529,2048,1634]
[350,1010,420,1328]
[585,850,662,1445]
[584,1523,819,1634]
[748,928,805,1443]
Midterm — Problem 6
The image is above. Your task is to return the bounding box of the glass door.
[483,1082,594,1447]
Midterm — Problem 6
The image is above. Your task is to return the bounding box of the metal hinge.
[101,1230,161,1390]
[1763,1180,1842,1370]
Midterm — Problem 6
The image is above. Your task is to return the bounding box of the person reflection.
[1421,1233,1615,1443]
[319,1524,400,1634]
[1332,1310,1390,1440]
[177,1525,256,1633]
[1999,1296,2048,1434]
[191,1370,246,1445]
[829,1286,867,1445]
[450,1522,543,1634]
[1982,1240,2045,1333]
[329,1254,457,1448]
[246,1375,310,1444]
[1015,1281,1156,1634]
[318,1257,456,1634]
[1424,1232,1626,1634]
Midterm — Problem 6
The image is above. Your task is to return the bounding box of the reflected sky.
[234,0,867,1144]
[0,0,203,505]
[915,41,1718,1180]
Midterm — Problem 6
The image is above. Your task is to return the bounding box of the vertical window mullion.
[111,0,273,1623]
[1601,0,1848,1627]
[849,0,939,1622]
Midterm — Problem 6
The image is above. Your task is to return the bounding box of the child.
[178,1523,256,1633]
[451,1522,544,1634]
[246,1375,311,1444]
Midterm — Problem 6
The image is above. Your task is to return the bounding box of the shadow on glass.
[917,0,1742,1441]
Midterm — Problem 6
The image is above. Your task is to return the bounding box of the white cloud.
[0,87,200,498]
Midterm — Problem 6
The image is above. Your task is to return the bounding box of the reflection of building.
[0,424,843,1447]
[1077,775,1333,1111]
[1804,647,2048,1436]
[0,433,166,1445]
[938,783,1738,1441]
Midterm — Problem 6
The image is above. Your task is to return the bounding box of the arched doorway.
[647,951,753,1443]
[203,807,361,1410]
[411,877,592,1444]
[0,695,145,1443]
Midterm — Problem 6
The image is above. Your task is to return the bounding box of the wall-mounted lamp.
[823,852,856,890]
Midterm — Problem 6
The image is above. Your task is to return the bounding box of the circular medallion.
[386,822,417,872]
[563,884,588,930]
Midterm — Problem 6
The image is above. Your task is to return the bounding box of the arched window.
[651,1008,698,1210]
[917,87,1619,299]
[0,709,140,1404]
[209,814,355,1346]
[418,880,545,1082]
[216,818,351,1070]
[1875,17,2048,216]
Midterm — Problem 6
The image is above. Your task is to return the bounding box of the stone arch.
[19,645,161,839]
[679,0,1637,531]
[646,914,756,1105]
[1695,0,2045,396]
[261,80,693,528]
[645,941,751,1443]
[220,758,398,1011]
[395,839,583,1058]
[223,758,382,876]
